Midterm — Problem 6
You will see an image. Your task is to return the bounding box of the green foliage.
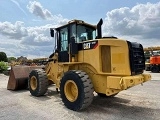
[0,52,8,62]
[8,57,16,63]
[144,51,151,60]
[0,61,8,73]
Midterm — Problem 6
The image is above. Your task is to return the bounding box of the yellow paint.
[44,38,151,96]
[112,53,125,64]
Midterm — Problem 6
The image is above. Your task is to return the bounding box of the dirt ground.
[0,71,160,120]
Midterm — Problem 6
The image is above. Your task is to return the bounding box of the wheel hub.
[64,80,78,102]
[30,76,37,90]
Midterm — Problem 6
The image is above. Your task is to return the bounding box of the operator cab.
[50,19,98,62]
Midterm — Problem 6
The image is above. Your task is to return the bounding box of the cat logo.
[83,43,91,49]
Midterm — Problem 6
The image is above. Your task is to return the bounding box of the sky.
[0,0,160,59]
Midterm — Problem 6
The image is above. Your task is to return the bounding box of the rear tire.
[60,70,94,111]
[29,69,48,97]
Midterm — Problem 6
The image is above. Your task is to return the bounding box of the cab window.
[77,25,96,43]
[60,27,68,51]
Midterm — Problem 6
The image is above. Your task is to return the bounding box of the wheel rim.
[30,76,37,90]
[64,80,78,102]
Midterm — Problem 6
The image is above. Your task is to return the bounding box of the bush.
[0,61,8,73]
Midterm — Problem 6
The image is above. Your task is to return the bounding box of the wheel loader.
[7,19,151,111]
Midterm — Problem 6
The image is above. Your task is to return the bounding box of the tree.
[8,57,16,63]
[0,52,8,62]
[17,56,27,64]
[144,51,151,60]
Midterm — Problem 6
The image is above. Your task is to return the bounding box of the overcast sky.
[0,0,160,59]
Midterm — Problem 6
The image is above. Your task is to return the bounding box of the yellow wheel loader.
[7,19,151,111]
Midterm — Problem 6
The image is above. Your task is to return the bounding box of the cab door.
[58,27,69,62]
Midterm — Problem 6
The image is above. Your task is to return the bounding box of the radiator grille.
[127,41,145,75]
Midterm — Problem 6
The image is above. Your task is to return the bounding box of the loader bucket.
[7,66,43,90]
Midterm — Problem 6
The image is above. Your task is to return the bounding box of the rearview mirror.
[50,28,54,37]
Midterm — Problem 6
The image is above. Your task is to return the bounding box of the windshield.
[76,25,96,43]
[58,24,97,52]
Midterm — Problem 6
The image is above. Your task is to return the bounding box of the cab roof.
[55,19,97,30]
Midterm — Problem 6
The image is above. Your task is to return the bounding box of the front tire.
[29,69,48,97]
[60,70,94,111]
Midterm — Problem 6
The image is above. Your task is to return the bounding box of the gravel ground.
[0,71,160,120]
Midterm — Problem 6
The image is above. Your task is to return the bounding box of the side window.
[70,24,76,38]
[60,27,68,51]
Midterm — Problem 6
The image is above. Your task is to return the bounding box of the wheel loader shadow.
[46,89,60,97]
[29,89,60,101]
[79,95,159,120]
[90,95,135,109]
[91,95,131,110]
